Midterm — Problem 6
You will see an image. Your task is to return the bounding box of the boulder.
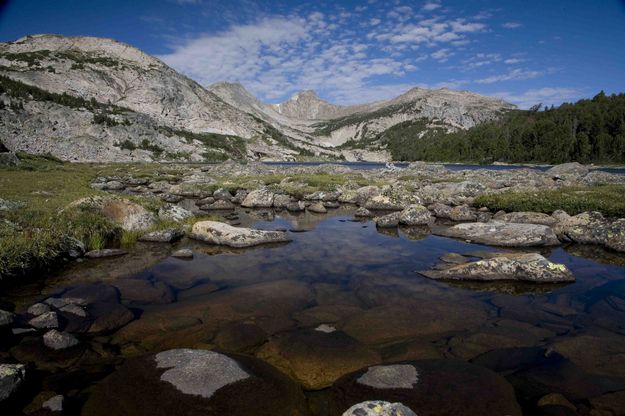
[213,188,233,201]
[29,311,58,329]
[399,205,433,225]
[201,200,236,210]
[555,211,625,252]
[419,252,575,283]
[364,195,403,211]
[374,212,401,228]
[0,364,26,402]
[341,401,417,416]
[138,229,184,243]
[160,193,184,203]
[354,207,372,218]
[286,201,305,212]
[190,221,290,248]
[42,395,64,412]
[158,204,193,223]
[435,221,560,247]
[27,303,51,316]
[547,162,589,177]
[428,203,452,219]
[0,309,15,327]
[331,360,522,416]
[241,189,275,208]
[272,194,292,209]
[308,202,327,214]
[449,205,477,221]
[81,349,308,416]
[43,329,79,350]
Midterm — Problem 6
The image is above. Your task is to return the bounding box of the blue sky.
[1,0,624,108]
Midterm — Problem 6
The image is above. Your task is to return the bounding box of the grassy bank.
[474,185,625,217]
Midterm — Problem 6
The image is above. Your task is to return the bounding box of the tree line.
[383,91,625,164]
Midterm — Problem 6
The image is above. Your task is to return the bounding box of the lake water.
[3,207,625,415]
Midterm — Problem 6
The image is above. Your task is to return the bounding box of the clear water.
[3,208,625,414]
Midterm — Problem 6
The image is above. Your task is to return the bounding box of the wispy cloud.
[502,22,522,29]
[475,68,545,84]
[422,2,441,12]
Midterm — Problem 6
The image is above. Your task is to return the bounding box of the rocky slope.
[0,35,327,161]
[0,34,514,162]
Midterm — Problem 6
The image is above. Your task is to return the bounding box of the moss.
[474,185,625,217]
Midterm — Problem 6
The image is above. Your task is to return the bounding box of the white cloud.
[422,2,441,12]
[504,58,524,64]
[494,87,583,109]
[431,48,453,62]
[475,68,544,84]
[502,22,522,29]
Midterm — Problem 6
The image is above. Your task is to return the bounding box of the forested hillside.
[384,92,625,164]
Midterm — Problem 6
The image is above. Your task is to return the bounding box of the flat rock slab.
[43,329,79,350]
[420,252,574,283]
[190,221,290,248]
[138,229,184,243]
[434,221,560,247]
[357,364,419,389]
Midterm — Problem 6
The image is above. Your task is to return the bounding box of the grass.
[473,185,625,217]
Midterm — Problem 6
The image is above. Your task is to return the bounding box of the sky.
[1,0,624,108]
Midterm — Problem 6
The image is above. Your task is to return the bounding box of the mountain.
[0,34,515,162]
[0,35,327,161]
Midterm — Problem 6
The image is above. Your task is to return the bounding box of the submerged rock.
[85,249,128,259]
[43,329,79,350]
[0,309,15,327]
[171,249,193,259]
[332,360,522,416]
[82,349,308,416]
[0,364,26,402]
[190,221,290,248]
[29,311,58,329]
[419,252,574,283]
[435,221,560,247]
[341,401,417,416]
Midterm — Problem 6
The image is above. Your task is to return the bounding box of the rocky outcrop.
[419,252,575,283]
[435,221,560,247]
[190,221,290,248]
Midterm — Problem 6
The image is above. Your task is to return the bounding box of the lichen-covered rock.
[43,329,79,350]
[69,196,156,231]
[547,162,590,177]
[190,221,290,248]
[449,205,477,222]
[308,202,327,213]
[342,401,417,416]
[399,205,433,226]
[29,311,59,329]
[419,252,574,283]
[158,204,193,223]
[200,200,236,210]
[555,211,625,252]
[354,207,372,218]
[374,212,401,228]
[493,211,558,226]
[435,221,560,247]
[364,195,403,211]
[241,189,275,208]
[0,364,26,402]
[272,194,292,209]
[428,203,452,219]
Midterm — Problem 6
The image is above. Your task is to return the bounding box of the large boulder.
[241,189,275,208]
[189,221,290,248]
[435,221,560,247]
[81,349,309,416]
[419,252,575,283]
[374,212,401,228]
[555,211,625,252]
[331,360,522,416]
